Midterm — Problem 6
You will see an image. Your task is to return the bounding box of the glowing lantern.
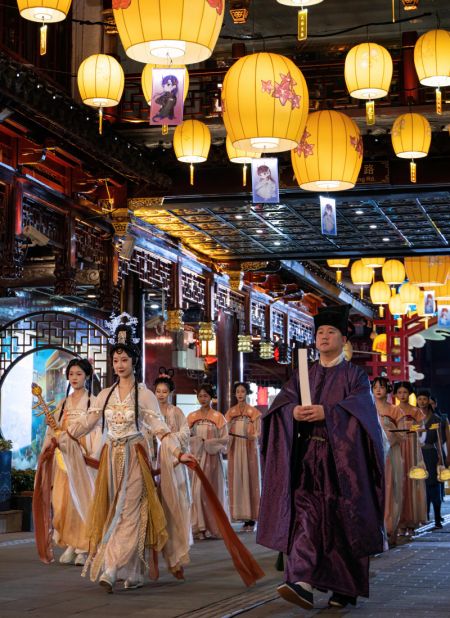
[382,259,405,292]
[391,113,431,183]
[222,52,309,153]
[372,333,387,361]
[362,257,385,268]
[389,293,408,327]
[17,0,72,55]
[77,54,125,134]
[399,282,421,307]
[327,258,350,282]
[226,136,261,187]
[404,256,450,286]
[291,110,363,191]
[113,0,224,65]
[173,119,211,185]
[414,29,450,114]
[370,281,391,316]
[344,42,393,125]
[351,260,373,298]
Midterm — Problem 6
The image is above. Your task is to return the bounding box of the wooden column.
[216,310,241,415]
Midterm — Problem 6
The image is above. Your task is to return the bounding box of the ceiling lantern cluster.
[291,110,363,191]
[344,42,393,125]
[113,0,224,65]
[222,52,309,153]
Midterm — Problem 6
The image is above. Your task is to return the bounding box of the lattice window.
[75,220,109,265]
[272,309,285,337]
[122,248,172,294]
[251,299,266,332]
[181,269,205,309]
[289,317,314,345]
[0,311,109,388]
[215,286,245,323]
[22,196,64,246]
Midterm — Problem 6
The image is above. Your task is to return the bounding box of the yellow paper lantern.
[141,65,189,105]
[113,0,224,65]
[372,333,387,360]
[399,282,421,306]
[77,54,124,134]
[226,136,261,187]
[344,42,393,125]
[389,294,408,327]
[370,281,391,316]
[404,256,450,286]
[362,257,386,268]
[291,110,363,191]
[391,113,431,183]
[351,260,373,298]
[327,258,350,282]
[222,52,309,153]
[17,0,72,55]
[173,119,211,185]
[382,259,405,290]
[414,29,450,114]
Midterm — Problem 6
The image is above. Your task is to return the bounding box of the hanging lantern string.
[40,19,47,56]
[242,163,247,187]
[98,107,103,135]
[190,163,194,186]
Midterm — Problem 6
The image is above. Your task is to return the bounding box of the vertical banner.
[150,68,185,127]
[251,158,279,204]
[423,291,435,315]
[297,348,311,406]
[438,305,450,328]
[320,195,337,236]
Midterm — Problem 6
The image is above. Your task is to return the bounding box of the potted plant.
[11,468,36,531]
[0,435,13,512]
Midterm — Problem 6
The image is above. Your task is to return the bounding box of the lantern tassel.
[410,160,416,183]
[40,22,47,56]
[297,9,308,41]
[424,317,429,329]
[242,164,247,187]
[336,269,342,283]
[98,107,103,135]
[360,287,364,299]
[366,100,375,125]
[162,124,168,136]
[379,306,385,318]
[190,163,194,186]
[436,88,442,115]
[397,317,402,328]
[392,0,395,22]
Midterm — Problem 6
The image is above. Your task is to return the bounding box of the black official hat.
[314,304,350,336]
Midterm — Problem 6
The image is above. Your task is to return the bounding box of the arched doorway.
[0,311,109,469]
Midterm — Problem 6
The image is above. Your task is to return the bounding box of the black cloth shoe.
[328,592,357,608]
[277,582,314,609]
[433,522,443,529]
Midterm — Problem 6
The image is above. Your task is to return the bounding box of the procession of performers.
[32,308,449,608]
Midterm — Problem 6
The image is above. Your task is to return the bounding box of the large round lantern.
[362,257,385,269]
[404,256,450,286]
[222,52,309,153]
[399,282,421,307]
[173,120,211,185]
[391,113,431,183]
[344,42,393,125]
[327,258,350,282]
[17,0,72,55]
[389,293,408,327]
[141,64,189,105]
[113,0,224,65]
[77,54,125,134]
[226,136,261,187]
[414,29,450,114]
[370,281,391,316]
[351,260,373,298]
[291,110,363,191]
[382,259,405,291]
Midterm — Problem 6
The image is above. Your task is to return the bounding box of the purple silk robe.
[257,360,385,596]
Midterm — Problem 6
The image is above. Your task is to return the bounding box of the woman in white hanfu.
[79,315,196,593]
[225,382,261,531]
[187,384,228,539]
[153,373,192,580]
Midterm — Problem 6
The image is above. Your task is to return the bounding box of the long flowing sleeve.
[172,406,190,451]
[139,387,181,460]
[204,421,228,455]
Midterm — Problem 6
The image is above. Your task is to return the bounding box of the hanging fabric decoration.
[320,196,337,236]
[251,158,279,204]
[142,64,189,134]
[17,1,72,56]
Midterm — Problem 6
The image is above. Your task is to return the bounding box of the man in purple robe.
[257,304,385,609]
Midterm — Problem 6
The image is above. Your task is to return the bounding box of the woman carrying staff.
[187,384,228,540]
[225,382,261,531]
[34,358,101,566]
[153,372,192,580]
[394,381,427,535]
[77,314,196,592]
[372,377,404,545]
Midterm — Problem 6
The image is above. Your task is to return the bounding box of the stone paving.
[1,510,450,617]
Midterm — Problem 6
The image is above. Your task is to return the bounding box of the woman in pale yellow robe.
[34,358,101,565]
[225,382,261,530]
[394,381,427,535]
[188,384,228,540]
[372,377,404,545]
[153,375,192,580]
